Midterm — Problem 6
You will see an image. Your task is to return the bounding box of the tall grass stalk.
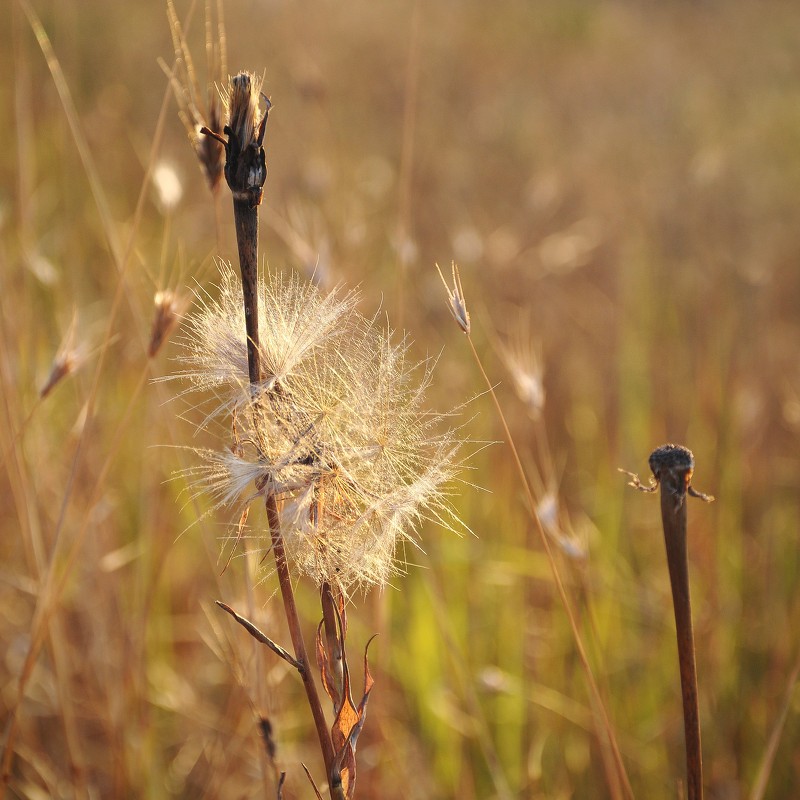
[439,263,634,800]
[2,5,179,783]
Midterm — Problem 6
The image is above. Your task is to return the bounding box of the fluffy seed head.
[177,263,462,591]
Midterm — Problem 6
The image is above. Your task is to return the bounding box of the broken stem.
[659,480,702,800]
[643,444,712,800]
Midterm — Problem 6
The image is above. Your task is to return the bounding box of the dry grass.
[2,0,800,797]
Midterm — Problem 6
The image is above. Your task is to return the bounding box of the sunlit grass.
[2,0,800,797]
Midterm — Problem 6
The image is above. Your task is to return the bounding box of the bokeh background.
[2,0,800,797]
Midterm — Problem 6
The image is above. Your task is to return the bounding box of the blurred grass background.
[2,0,800,797]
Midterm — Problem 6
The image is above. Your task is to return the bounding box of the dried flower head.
[148,289,189,358]
[40,312,88,399]
[217,72,270,207]
[177,263,462,591]
[163,0,227,193]
[437,261,470,334]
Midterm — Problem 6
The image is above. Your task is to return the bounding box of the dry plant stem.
[233,198,262,385]
[266,493,336,778]
[465,335,633,800]
[750,647,800,800]
[215,76,337,791]
[654,463,703,800]
[2,9,179,780]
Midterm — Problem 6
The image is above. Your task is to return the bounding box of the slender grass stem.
[465,334,633,800]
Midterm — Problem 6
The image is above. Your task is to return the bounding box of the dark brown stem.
[232,199,261,385]
[213,77,337,791]
[266,493,335,780]
[649,445,704,800]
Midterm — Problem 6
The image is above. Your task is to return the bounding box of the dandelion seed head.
[177,264,464,591]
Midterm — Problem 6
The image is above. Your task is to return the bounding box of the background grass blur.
[2,0,800,797]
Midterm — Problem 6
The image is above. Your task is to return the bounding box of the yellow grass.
[2,0,799,797]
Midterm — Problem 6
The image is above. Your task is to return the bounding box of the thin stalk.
[213,73,336,792]
[750,648,800,800]
[650,448,704,800]
[266,494,336,776]
[232,198,262,385]
[465,334,633,800]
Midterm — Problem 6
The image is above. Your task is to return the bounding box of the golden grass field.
[2,0,800,797]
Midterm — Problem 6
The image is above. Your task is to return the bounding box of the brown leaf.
[330,635,377,799]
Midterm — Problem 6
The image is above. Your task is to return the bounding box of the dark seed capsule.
[648,444,694,481]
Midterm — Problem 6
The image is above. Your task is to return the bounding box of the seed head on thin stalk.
[437,261,470,334]
[148,289,188,359]
[439,261,636,800]
[496,318,545,420]
[40,311,89,399]
[163,0,227,195]
[176,263,464,593]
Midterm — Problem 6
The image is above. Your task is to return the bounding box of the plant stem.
[655,459,703,800]
[266,493,336,778]
[215,77,336,792]
[465,335,633,800]
[233,198,261,385]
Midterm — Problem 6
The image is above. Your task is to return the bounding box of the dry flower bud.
[163,0,226,193]
[221,72,270,207]
[149,290,188,358]
[40,314,87,399]
[197,98,224,192]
